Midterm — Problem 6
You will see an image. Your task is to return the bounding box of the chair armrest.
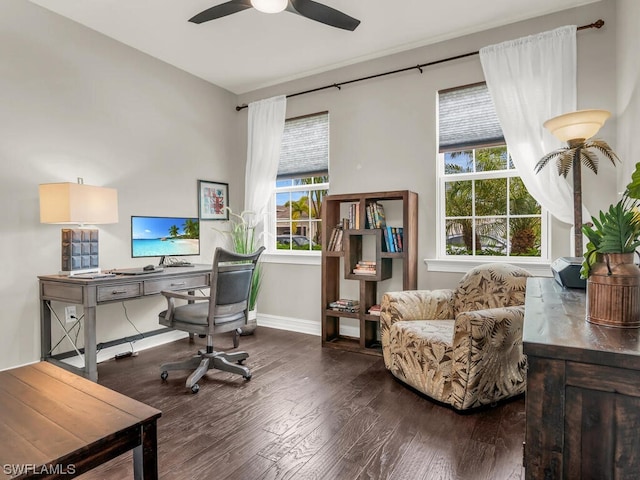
[160,290,210,302]
[450,305,527,409]
[380,289,455,371]
[160,290,210,323]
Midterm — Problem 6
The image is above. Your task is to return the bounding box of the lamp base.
[61,228,100,273]
[551,257,586,289]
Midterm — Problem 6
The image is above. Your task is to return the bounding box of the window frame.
[436,146,550,263]
[267,177,329,258]
[265,112,329,260]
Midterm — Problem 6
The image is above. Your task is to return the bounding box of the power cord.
[114,302,145,358]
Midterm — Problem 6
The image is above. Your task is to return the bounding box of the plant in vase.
[581,162,640,327]
[217,208,263,326]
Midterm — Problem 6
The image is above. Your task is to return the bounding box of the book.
[353,260,376,274]
[330,299,359,307]
[396,227,403,252]
[386,226,396,253]
[366,203,374,229]
[368,304,381,316]
[328,299,360,313]
[353,269,376,275]
[334,229,344,251]
[374,203,386,228]
[391,227,399,252]
[327,223,346,251]
[373,203,389,251]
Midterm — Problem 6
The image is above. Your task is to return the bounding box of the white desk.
[39,265,211,381]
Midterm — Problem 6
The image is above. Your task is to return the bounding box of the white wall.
[238,0,619,329]
[0,0,241,370]
[1,0,630,371]
[616,0,640,189]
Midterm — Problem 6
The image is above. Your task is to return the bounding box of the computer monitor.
[131,216,200,264]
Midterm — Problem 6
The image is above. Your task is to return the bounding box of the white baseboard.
[61,330,189,368]
[257,313,359,338]
[61,314,360,369]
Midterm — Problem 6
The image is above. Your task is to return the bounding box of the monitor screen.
[131,216,200,259]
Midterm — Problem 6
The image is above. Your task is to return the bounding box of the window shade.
[277,112,329,179]
[438,83,504,152]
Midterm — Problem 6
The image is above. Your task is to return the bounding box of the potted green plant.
[581,162,640,327]
[214,208,263,331]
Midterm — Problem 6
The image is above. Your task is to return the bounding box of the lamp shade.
[251,0,287,13]
[543,109,611,142]
[39,182,118,224]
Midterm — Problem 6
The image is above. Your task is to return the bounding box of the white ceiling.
[29,0,598,94]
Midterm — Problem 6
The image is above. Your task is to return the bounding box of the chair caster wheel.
[161,371,168,381]
[237,359,246,365]
[191,383,200,394]
[243,374,251,381]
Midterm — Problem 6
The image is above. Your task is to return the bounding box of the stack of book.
[328,299,359,313]
[352,260,376,275]
[347,202,361,229]
[368,304,381,316]
[385,226,404,253]
[366,202,387,231]
[326,223,344,251]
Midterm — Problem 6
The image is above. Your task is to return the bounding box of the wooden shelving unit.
[321,190,418,356]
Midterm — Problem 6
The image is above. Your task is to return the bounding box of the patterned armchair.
[380,263,532,411]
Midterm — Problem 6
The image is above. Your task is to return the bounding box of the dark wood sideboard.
[523,277,640,479]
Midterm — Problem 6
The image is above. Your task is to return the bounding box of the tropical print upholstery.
[380,263,531,410]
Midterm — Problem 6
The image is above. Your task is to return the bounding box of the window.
[272,112,329,253]
[438,84,544,258]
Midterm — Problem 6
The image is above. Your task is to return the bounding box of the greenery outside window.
[438,83,545,259]
[442,146,543,257]
[275,177,327,252]
[271,112,329,254]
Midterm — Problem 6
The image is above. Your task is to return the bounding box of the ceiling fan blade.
[189,0,253,24]
[288,0,360,31]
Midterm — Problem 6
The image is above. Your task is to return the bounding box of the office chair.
[158,246,264,393]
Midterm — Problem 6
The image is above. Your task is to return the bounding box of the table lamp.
[536,109,617,257]
[39,178,118,275]
[536,109,618,288]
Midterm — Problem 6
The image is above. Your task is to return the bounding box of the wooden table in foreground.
[0,362,161,480]
[523,277,640,480]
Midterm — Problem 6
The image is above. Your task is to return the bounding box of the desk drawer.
[144,274,209,295]
[97,283,142,302]
[41,282,84,303]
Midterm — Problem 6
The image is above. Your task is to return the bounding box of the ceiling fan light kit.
[251,0,287,13]
[189,0,360,31]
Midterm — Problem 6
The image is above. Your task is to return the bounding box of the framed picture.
[198,180,229,221]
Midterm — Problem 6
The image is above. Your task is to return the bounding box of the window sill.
[262,252,321,266]
[424,258,552,277]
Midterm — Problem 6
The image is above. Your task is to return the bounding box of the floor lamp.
[39,179,118,275]
[536,109,617,257]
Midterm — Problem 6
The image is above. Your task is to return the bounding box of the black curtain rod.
[235,19,604,112]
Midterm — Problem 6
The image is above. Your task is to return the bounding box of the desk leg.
[133,421,158,480]
[84,306,98,382]
[41,299,52,360]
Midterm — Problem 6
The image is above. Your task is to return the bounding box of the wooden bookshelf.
[321,190,418,356]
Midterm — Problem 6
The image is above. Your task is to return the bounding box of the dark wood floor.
[78,327,525,480]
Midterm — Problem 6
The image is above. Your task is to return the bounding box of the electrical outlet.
[65,306,77,323]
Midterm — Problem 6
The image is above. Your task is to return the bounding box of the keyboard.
[164,262,193,267]
[72,273,117,279]
[108,267,164,275]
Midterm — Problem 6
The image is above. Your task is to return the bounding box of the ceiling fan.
[189,0,361,31]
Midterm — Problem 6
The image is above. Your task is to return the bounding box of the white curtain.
[479,25,577,224]
[244,95,287,236]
